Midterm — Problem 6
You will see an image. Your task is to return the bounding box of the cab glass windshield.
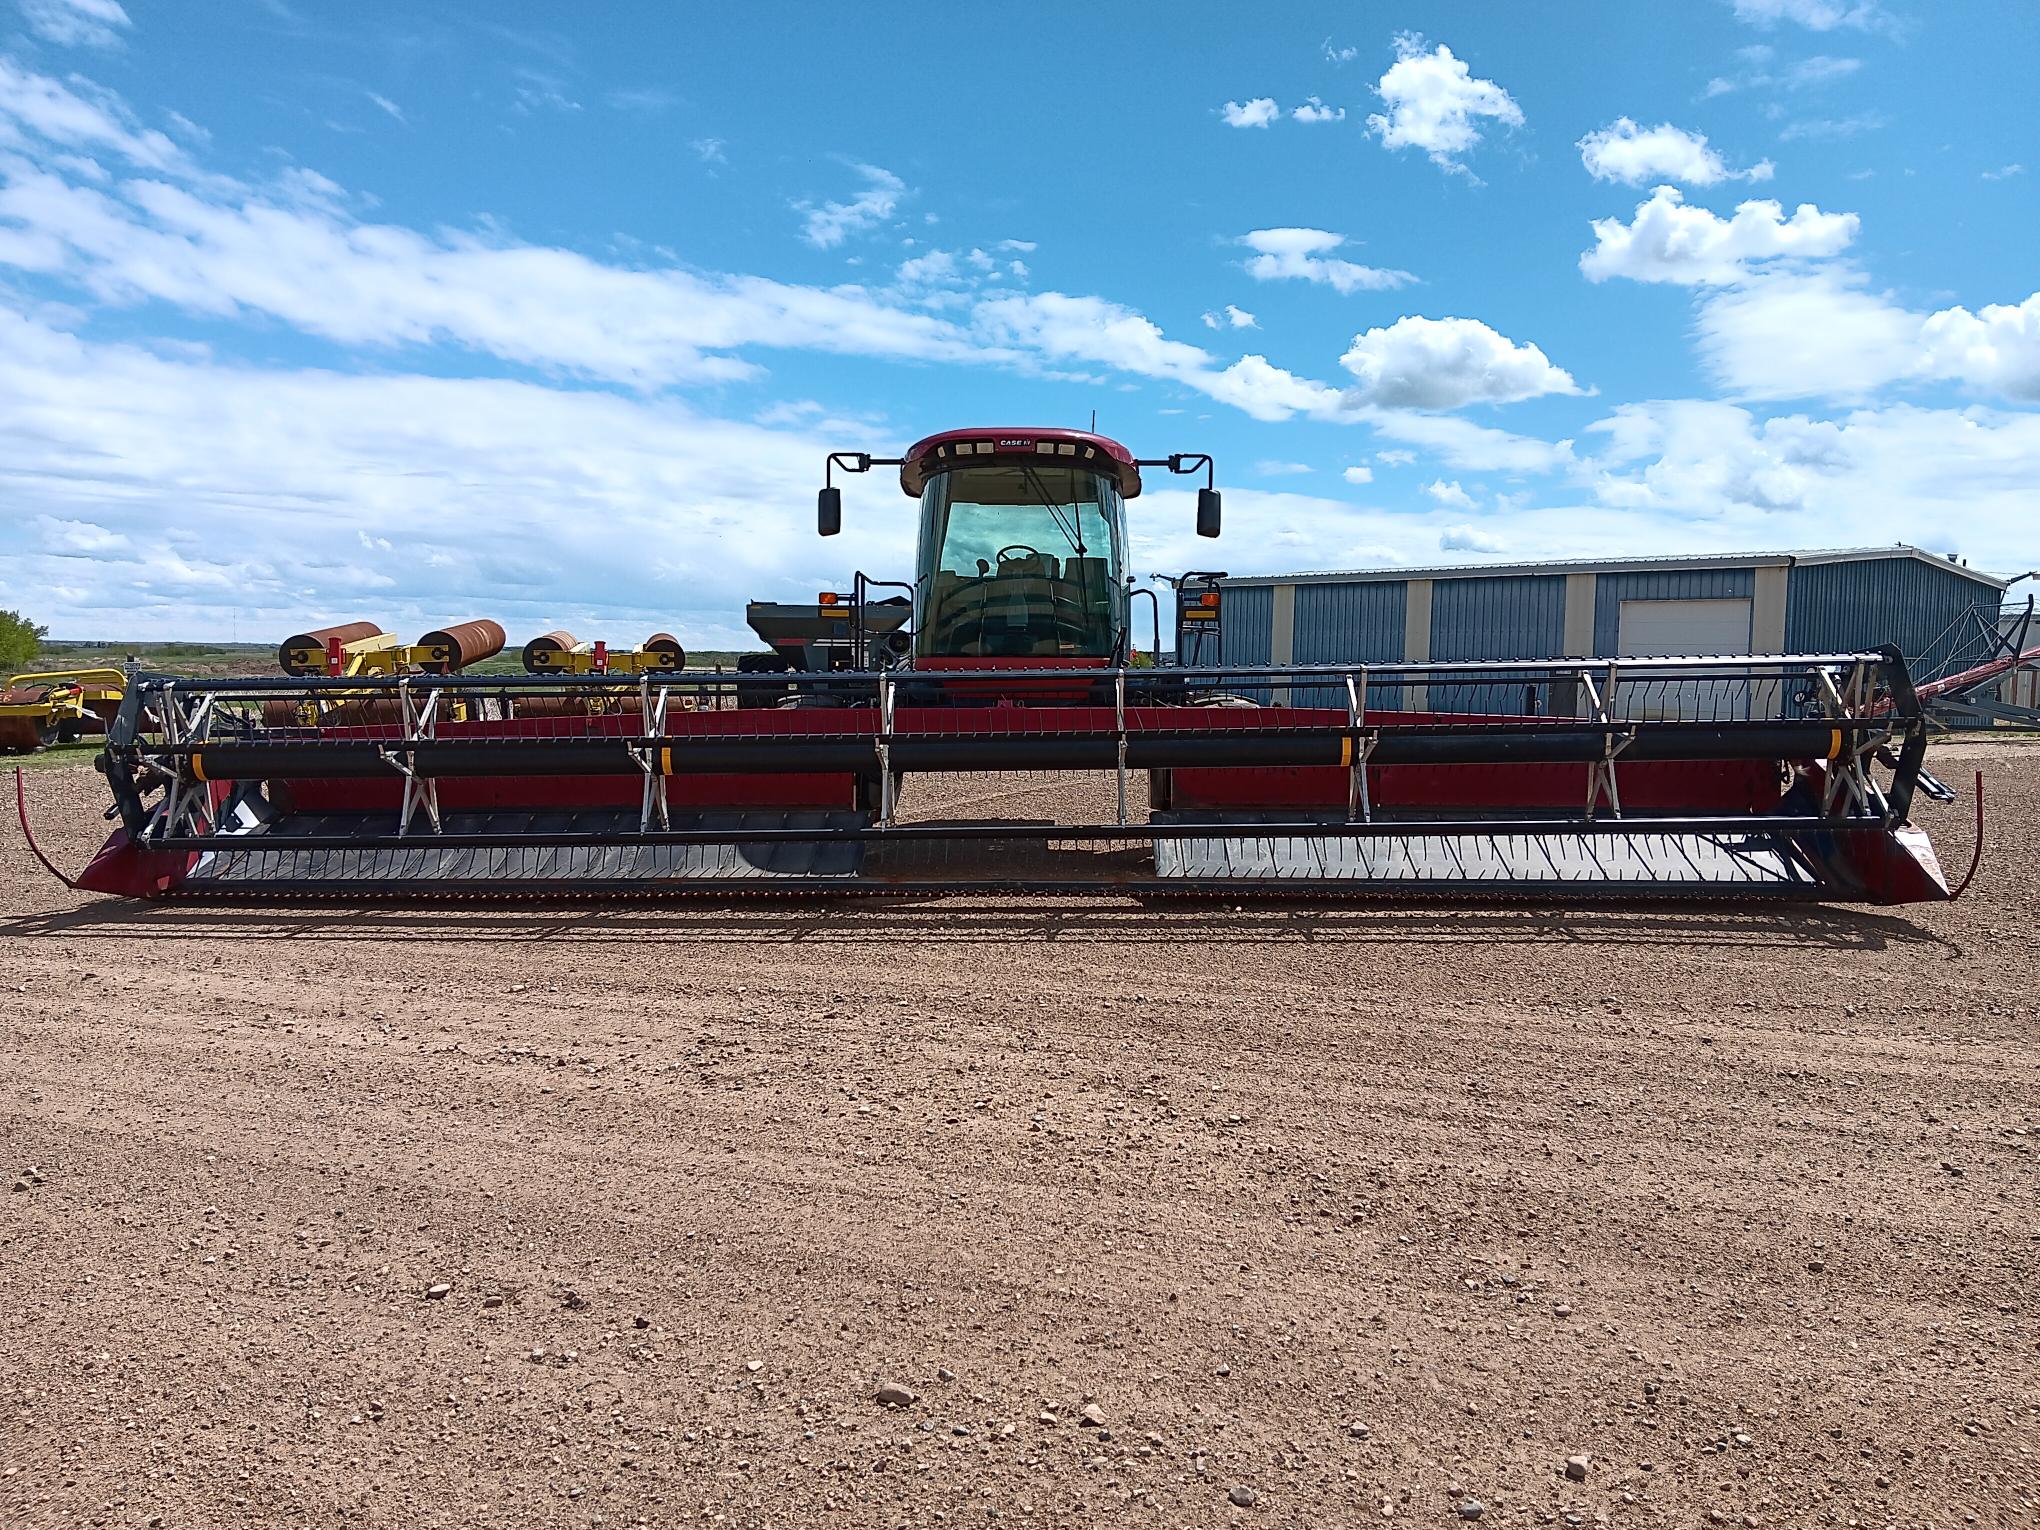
[916,464,1124,658]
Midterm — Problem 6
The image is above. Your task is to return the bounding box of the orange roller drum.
[277,621,384,676]
[415,620,505,674]
[520,631,579,674]
[641,633,686,670]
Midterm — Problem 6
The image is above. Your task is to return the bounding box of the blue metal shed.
[1204,547,2007,701]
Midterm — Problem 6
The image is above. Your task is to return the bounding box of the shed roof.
[1217,545,2006,591]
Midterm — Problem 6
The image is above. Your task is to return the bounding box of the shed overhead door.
[1616,597,1752,719]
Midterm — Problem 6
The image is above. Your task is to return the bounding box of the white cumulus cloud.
[1439,524,1505,552]
[1292,97,1345,124]
[1220,98,1279,129]
[1919,294,2040,400]
[1339,315,1580,410]
[1695,271,1921,398]
[1239,228,1416,295]
[1578,119,1772,187]
[1342,465,1373,485]
[1366,33,1523,175]
[1580,185,1858,285]
[1198,354,1345,422]
[1698,271,2040,402]
[1424,480,1477,510]
[1581,399,2040,560]
[975,290,1209,386]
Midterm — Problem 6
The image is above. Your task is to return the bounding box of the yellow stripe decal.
[1340,737,1353,767]
[190,752,207,782]
[661,746,673,777]
[1829,728,1843,760]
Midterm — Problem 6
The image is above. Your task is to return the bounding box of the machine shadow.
[0,893,1944,953]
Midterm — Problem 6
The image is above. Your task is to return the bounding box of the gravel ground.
[3,743,2037,1529]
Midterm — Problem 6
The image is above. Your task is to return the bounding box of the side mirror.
[1196,487,1222,539]
[817,486,842,537]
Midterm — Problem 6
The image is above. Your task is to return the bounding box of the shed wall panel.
[1785,560,2001,677]
[1214,584,1273,699]
[1291,581,1406,705]
[1427,575,1566,714]
[1215,584,1272,666]
[1593,568,1755,656]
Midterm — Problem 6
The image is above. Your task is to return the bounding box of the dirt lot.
[4,744,2037,1530]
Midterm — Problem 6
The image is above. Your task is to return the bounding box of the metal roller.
[260,698,405,728]
[521,631,580,674]
[508,694,645,720]
[278,621,384,676]
[415,620,505,674]
[642,633,686,670]
[0,715,46,753]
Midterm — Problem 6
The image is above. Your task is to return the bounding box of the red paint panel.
[72,829,197,898]
[247,703,1794,818]
[288,772,859,813]
[900,428,1140,497]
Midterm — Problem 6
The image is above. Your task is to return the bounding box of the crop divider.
[388,680,442,836]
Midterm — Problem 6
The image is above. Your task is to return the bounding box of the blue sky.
[0,0,2034,645]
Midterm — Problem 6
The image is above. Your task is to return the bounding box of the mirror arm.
[1135,454,1216,491]
[823,452,904,489]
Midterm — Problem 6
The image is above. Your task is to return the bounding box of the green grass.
[3,739,103,771]
[31,640,274,678]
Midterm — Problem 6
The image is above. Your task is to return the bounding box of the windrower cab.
[820,428,1217,667]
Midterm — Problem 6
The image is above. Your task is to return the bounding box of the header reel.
[71,647,1950,905]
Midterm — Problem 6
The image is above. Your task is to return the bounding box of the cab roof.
[900,428,1143,498]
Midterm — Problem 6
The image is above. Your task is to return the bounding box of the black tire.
[734,651,791,710]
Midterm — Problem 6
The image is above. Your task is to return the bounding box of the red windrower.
[37,426,1972,905]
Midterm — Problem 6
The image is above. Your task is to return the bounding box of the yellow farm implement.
[0,667,126,754]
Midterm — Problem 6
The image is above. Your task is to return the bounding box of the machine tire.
[734,652,792,710]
